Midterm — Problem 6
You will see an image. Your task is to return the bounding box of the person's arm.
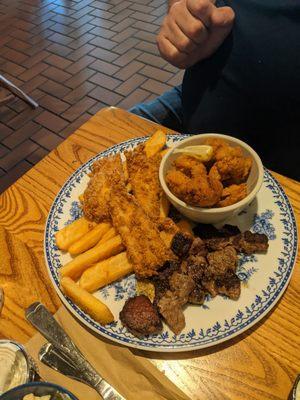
[157,0,235,69]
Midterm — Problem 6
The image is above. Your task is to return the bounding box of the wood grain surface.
[0,107,299,400]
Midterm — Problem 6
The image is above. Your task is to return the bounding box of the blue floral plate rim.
[44,134,298,352]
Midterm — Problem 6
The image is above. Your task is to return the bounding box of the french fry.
[55,217,95,251]
[68,222,111,256]
[60,235,124,279]
[144,130,166,158]
[79,252,133,292]
[61,277,114,324]
[160,192,170,218]
[99,227,117,244]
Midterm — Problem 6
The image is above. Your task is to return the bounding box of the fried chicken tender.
[217,183,248,207]
[109,181,176,278]
[83,154,123,222]
[125,144,163,221]
[210,156,252,184]
[204,138,243,161]
[166,155,223,207]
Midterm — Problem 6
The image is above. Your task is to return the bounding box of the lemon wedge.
[173,145,213,162]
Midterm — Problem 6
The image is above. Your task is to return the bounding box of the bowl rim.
[0,381,78,399]
[159,133,264,214]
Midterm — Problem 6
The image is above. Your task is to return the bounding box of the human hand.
[157,0,235,68]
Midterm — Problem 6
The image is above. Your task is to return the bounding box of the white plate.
[44,135,298,352]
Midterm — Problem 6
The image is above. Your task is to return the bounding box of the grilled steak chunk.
[233,231,269,254]
[152,260,181,304]
[188,285,206,304]
[215,273,241,300]
[120,295,162,337]
[193,224,240,240]
[169,272,195,303]
[158,292,185,335]
[202,246,239,298]
[189,237,208,256]
[158,272,195,334]
[171,232,193,258]
[207,246,237,275]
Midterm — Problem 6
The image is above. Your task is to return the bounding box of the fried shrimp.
[217,183,248,207]
[204,138,243,161]
[166,155,223,207]
[210,156,252,184]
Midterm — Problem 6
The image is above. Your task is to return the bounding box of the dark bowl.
[0,382,78,400]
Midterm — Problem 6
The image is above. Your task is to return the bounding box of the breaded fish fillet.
[83,154,123,222]
[109,181,176,278]
[125,144,162,221]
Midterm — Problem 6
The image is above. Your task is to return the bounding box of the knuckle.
[189,22,205,38]
[191,0,210,14]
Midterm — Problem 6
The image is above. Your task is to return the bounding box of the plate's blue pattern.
[44,135,298,351]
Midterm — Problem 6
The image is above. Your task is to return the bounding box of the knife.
[26,302,125,400]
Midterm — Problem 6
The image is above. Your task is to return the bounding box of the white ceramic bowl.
[159,133,264,224]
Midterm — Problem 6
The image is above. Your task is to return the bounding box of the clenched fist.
[157,0,235,68]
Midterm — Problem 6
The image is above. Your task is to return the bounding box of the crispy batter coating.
[109,181,176,278]
[210,156,252,184]
[217,183,248,207]
[204,138,243,161]
[166,155,223,207]
[82,154,123,222]
[125,144,162,221]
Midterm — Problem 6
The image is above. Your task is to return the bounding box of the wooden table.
[0,107,299,400]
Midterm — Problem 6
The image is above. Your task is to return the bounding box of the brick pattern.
[0,0,181,193]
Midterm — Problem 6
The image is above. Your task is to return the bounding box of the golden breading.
[82,154,123,222]
[211,156,252,184]
[166,155,223,207]
[204,138,243,161]
[217,183,248,207]
[125,145,163,221]
[109,181,176,278]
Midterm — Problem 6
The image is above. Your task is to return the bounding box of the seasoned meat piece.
[205,237,233,251]
[184,255,207,282]
[193,224,240,240]
[233,231,269,254]
[171,231,193,258]
[152,261,181,303]
[202,277,219,297]
[202,246,239,298]
[215,273,241,300]
[120,295,162,337]
[193,224,222,239]
[157,271,195,334]
[189,237,208,256]
[169,272,195,303]
[207,246,237,275]
[189,285,206,304]
[158,291,185,335]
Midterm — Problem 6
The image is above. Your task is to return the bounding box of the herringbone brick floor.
[0,0,184,192]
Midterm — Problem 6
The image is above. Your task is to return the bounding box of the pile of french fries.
[56,130,167,325]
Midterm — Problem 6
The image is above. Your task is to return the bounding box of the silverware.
[26,302,125,400]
